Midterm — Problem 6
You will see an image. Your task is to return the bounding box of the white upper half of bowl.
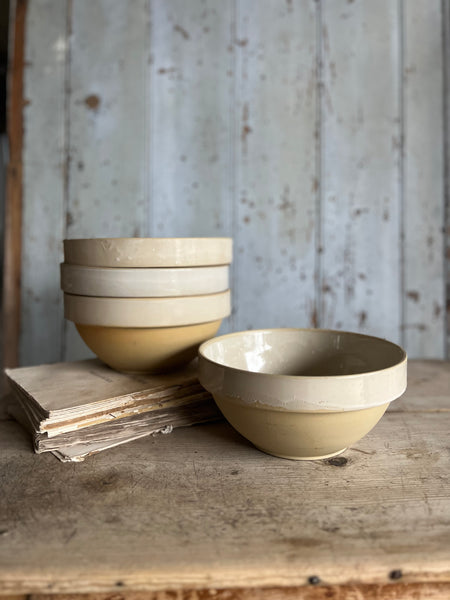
[60,263,230,297]
[64,290,231,327]
[198,328,407,412]
[64,238,233,268]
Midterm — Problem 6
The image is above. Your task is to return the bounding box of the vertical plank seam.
[230,0,240,332]
[442,0,450,359]
[229,0,237,333]
[315,0,323,328]
[146,0,153,237]
[399,0,406,350]
[61,0,72,362]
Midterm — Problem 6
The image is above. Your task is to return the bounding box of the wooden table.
[1,360,449,600]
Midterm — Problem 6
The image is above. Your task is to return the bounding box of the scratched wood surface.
[11,0,450,367]
[0,361,449,595]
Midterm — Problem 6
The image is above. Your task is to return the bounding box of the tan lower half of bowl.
[213,394,389,460]
[76,320,222,374]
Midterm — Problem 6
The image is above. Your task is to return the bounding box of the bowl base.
[253,445,347,461]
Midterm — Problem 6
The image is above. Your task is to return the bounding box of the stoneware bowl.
[64,291,231,373]
[64,237,232,268]
[60,263,229,297]
[198,328,407,460]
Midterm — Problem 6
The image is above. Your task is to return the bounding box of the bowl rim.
[198,327,407,381]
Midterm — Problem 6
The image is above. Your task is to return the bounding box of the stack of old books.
[5,358,221,462]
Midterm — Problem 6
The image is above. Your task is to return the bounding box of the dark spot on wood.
[318,245,323,253]
[322,284,332,293]
[241,197,246,204]
[0,530,9,536]
[308,575,321,585]
[174,24,190,40]
[241,104,252,149]
[427,235,434,247]
[433,302,442,318]
[383,208,389,221]
[312,178,319,192]
[243,215,250,224]
[407,290,420,302]
[23,98,31,106]
[180,155,187,162]
[327,456,348,467]
[77,160,84,171]
[230,470,239,475]
[116,581,125,587]
[84,94,100,110]
[358,272,366,280]
[235,38,248,47]
[203,26,210,34]
[358,310,367,327]
[242,124,252,141]
[389,569,403,580]
[310,307,318,328]
[158,67,177,75]
[353,207,369,217]
[66,211,74,228]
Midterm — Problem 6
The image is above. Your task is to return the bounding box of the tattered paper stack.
[5,359,221,462]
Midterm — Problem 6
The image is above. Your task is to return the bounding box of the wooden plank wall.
[17,0,449,365]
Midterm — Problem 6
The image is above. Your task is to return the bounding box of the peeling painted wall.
[20,0,449,364]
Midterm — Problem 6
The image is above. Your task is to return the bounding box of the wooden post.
[2,0,27,369]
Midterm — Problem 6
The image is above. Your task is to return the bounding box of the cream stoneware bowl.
[64,237,232,268]
[198,329,407,460]
[64,291,231,373]
[60,264,229,297]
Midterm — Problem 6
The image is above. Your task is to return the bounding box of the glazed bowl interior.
[201,328,405,377]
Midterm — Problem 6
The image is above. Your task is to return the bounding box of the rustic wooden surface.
[6,0,448,368]
[0,361,449,596]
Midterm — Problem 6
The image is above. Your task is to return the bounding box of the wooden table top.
[0,360,449,599]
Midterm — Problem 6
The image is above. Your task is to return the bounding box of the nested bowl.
[64,237,232,268]
[198,328,407,460]
[60,263,229,297]
[64,291,231,373]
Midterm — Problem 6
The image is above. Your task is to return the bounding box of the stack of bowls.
[61,238,232,374]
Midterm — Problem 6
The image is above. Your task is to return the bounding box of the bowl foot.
[253,445,348,461]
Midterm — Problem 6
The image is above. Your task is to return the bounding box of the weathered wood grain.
[10,0,450,367]
[19,0,67,367]
[320,0,401,344]
[402,0,446,358]
[149,0,234,334]
[1,363,449,594]
[233,0,318,332]
[64,0,150,360]
[25,583,450,600]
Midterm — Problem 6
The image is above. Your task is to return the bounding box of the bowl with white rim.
[64,237,232,268]
[60,263,229,297]
[198,328,407,460]
[64,291,231,373]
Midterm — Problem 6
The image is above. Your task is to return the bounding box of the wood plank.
[19,0,67,367]
[150,0,234,333]
[1,373,449,593]
[64,0,150,360]
[234,0,318,332]
[402,0,446,358]
[320,1,402,344]
[150,0,233,237]
[25,583,450,600]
